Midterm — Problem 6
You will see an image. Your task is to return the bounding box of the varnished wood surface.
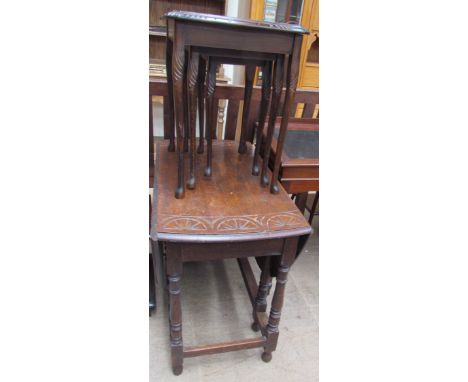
[151,140,311,242]
[262,118,319,194]
[165,11,309,34]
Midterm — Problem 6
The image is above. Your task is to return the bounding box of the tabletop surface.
[151,140,311,243]
[165,11,309,35]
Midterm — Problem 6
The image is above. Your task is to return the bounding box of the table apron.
[182,25,295,55]
[166,239,285,262]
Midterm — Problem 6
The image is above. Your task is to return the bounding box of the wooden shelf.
[149,25,166,37]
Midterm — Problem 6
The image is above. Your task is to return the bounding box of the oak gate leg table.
[151,140,311,375]
[165,11,309,199]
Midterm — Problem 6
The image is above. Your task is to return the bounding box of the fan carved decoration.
[158,210,305,234]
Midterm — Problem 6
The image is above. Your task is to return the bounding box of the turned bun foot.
[251,322,260,332]
[270,183,279,194]
[172,365,183,376]
[261,352,272,363]
[187,177,195,190]
[175,187,185,199]
[252,165,260,176]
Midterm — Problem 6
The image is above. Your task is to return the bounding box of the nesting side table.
[165,11,308,198]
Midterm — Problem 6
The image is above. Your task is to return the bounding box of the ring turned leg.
[270,36,303,194]
[239,64,256,154]
[262,237,298,362]
[252,256,272,332]
[166,244,183,375]
[261,55,284,187]
[252,61,272,175]
[197,56,206,154]
[187,50,199,190]
[205,58,216,177]
[254,256,272,313]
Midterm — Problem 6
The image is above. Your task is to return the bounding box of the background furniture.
[250,0,319,112]
[260,88,319,206]
[263,117,319,214]
[151,140,311,375]
[150,1,230,135]
[149,0,226,73]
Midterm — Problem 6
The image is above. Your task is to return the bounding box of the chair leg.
[309,191,319,225]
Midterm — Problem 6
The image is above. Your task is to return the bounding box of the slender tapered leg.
[165,37,175,152]
[172,36,187,198]
[262,237,298,362]
[271,36,303,194]
[187,51,199,190]
[197,56,206,154]
[239,64,256,154]
[166,244,183,375]
[183,65,189,154]
[252,61,272,175]
[205,58,216,177]
[261,55,284,187]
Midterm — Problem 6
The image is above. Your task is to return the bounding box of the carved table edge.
[151,225,311,243]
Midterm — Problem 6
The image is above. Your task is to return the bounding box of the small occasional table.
[165,11,308,198]
[151,140,311,375]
